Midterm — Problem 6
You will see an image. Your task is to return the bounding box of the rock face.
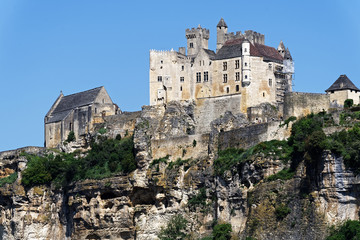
[0,103,359,239]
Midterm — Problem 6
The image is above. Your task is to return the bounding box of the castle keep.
[149,18,294,113]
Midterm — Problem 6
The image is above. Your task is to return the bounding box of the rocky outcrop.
[1,103,360,239]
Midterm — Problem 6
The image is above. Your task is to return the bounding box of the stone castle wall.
[218,121,288,150]
[283,92,330,119]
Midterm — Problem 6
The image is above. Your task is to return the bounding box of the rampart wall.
[283,92,330,119]
[218,121,288,150]
[194,94,242,133]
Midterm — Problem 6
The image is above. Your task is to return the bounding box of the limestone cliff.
[0,103,359,240]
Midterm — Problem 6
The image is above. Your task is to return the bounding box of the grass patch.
[266,168,294,182]
[0,172,17,187]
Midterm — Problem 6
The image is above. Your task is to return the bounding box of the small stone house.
[326,74,360,107]
[45,86,117,148]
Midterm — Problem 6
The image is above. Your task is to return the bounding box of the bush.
[344,99,354,108]
[188,187,207,211]
[275,203,291,221]
[66,131,75,142]
[327,220,360,240]
[0,172,18,187]
[213,223,232,240]
[22,136,137,187]
[158,214,188,240]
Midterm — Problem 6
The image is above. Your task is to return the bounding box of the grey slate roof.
[215,43,243,60]
[284,48,292,60]
[214,38,283,62]
[47,87,103,123]
[217,18,228,28]
[326,75,359,92]
[203,49,216,59]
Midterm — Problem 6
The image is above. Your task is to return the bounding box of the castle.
[149,18,294,113]
[44,19,359,148]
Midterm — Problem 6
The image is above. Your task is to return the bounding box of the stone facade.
[44,86,117,148]
[283,92,330,119]
[149,18,294,114]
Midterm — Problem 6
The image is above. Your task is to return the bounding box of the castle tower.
[186,24,210,56]
[242,39,251,85]
[277,40,286,58]
[216,18,228,52]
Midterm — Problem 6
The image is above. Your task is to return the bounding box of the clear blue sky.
[0,1,359,151]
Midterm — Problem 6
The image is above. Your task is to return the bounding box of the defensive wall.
[283,92,330,119]
[218,121,289,151]
[194,94,242,133]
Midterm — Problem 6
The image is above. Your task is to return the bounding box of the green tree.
[158,214,188,240]
[327,220,360,240]
[213,223,232,240]
[344,99,354,108]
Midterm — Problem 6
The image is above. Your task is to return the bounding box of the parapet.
[244,30,265,45]
[185,27,210,40]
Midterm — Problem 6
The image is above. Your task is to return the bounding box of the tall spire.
[284,48,292,60]
[217,18,228,28]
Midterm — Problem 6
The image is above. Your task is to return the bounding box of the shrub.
[275,203,291,221]
[213,223,232,240]
[188,187,207,211]
[66,131,75,142]
[0,172,18,187]
[22,136,136,187]
[98,128,107,134]
[327,220,360,240]
[158,214,188,240]
[344,99,354,108]
[150,155,169,167]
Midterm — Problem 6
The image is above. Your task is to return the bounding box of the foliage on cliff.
[22,136,136,187]
[327,220,360,240]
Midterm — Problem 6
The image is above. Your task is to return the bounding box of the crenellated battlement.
[185,26,210,40]
[223,30,264,45]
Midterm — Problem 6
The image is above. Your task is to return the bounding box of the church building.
[44,86,117,148]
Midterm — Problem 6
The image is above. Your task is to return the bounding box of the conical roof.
[217,18,228,28]
[277,40,285,50]
[326,75,359,92]
[284,48,292,60]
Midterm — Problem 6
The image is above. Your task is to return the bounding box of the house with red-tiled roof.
[149,18,294,113]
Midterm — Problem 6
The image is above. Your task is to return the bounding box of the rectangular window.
[268,63,272,70]
[235,60,240,69]
[190,43,194,48]
[181,65,184,71]
[269,78,272,87]
[180,77,184,82]
[196,72,201,83]
[236,85,239,92]
[226,87,229,93]
[223,62,227,71]
[204,72,209,82]
[235,72,240,81]
[223,74,228,83]
[157,76,162,82]
[180,86,183,91]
